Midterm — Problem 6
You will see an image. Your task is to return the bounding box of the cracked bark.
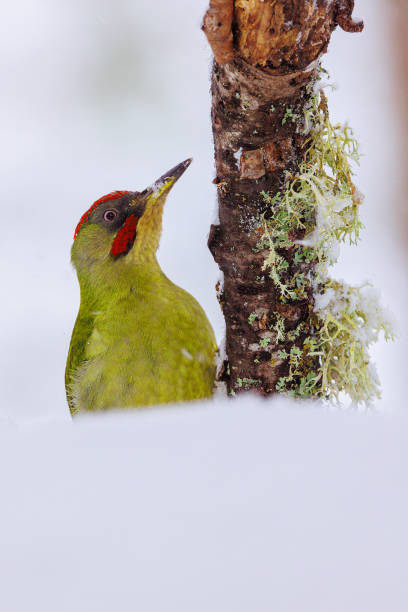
[203,0,363,394]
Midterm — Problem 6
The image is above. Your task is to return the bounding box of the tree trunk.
[203,0,363,395]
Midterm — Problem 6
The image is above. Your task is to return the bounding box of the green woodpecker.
[65,159,216,415]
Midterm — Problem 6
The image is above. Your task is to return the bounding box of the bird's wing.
[65,310,95,415]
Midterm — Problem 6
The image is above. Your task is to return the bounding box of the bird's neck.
[78,256,168,310]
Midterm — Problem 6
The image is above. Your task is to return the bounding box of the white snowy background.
[0,1,407,610]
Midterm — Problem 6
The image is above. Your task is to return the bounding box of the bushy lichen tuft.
[274,282,395,404]
[312,281,395,404]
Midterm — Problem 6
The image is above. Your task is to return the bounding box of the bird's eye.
[104,209,118,222]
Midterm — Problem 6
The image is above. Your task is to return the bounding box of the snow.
[1,395,408,612]
[314,286,336,311]
[233,146,243,168]
[0,1,408,609]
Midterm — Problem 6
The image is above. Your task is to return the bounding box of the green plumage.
[65,161,216,415]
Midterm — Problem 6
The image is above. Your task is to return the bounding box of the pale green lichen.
[248,312,258,326]
[282,106,299,125]
[237,377,262,390]
[271,314,286,343]
[260,89,363,294]
[260,81,394,405]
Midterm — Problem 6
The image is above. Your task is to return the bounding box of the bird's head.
[71,158,192,275]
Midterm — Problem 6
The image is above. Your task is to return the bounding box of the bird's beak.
[134,158,192,212]
[125,158,192,259]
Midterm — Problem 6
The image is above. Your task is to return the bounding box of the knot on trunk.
[239,138,295,180]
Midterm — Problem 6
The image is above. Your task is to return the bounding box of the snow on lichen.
[311,280,395,404]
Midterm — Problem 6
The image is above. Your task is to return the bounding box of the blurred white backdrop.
[0,0,406,420]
